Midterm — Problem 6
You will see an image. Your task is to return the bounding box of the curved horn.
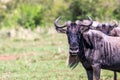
[112,20,118,27]
[81,16,93,26]
[87,16,93,21]
[54,17,67,33]
[87,16,93,26]
[75,20,81,25]
[54,17,66,28]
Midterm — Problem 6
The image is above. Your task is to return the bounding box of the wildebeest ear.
[75,20,82,25]
[66,21,72,26]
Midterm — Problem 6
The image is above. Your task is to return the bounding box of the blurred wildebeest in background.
[92,20,119,80]
[92,20,119,35]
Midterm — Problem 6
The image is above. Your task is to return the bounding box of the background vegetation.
[0,0,120,29]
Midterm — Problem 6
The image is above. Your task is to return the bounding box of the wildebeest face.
[96,21,118,35]
[54,17,81,68]
[54,16,93,55]
[54,17,80,55]
[66,22,80,55]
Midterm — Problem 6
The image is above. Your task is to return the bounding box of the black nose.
[71,42,77,47]
[70,42,79,49]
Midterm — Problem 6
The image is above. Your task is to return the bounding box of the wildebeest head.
[54,17,80,55]
[76,16,93,33]
[95,21,118,35]
[54,16,93,55]
[54,16,93,68]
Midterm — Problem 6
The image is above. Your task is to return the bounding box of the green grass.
[0,30,119,80]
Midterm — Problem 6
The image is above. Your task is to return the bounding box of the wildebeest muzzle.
[69,42,79,55]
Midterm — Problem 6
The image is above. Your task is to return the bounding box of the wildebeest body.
[83,30,120,72]
[54,16,119,80]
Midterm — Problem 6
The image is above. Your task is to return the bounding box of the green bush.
[17,4,43,29]
[1,0,120,29]
[68,0,119,21]
[1,3,43,29]
[113,4,120,20]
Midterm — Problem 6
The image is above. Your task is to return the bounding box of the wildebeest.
[79,19,119,80]
[91,20,119,80]
[54,17,94,80]
[76,18,120,80]
[91,20,118,34]
[54,17,120,80]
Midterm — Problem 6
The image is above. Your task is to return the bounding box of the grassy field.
[0,29,119,80]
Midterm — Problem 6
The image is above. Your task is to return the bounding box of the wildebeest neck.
[78,34,87,61]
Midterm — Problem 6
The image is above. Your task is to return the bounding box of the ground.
[0,29,119,80]
[0,55,17,61]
